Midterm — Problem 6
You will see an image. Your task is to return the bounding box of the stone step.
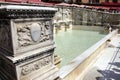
[33,66,58,80]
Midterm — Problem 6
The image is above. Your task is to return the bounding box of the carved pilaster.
[0,20,13,54]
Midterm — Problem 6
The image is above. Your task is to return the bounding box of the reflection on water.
[54,29,106,66]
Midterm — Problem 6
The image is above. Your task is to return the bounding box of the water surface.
[54,29,106,66]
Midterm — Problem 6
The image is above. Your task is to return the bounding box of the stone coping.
[5,44,55,63]
[57,29,118,79]
[0,5,57,11]
[0,5,58,18]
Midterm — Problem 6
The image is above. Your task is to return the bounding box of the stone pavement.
[76,34,120,80]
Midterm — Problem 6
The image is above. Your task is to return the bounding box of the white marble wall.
[53,7,120,26]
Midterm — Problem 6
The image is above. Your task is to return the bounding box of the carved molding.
[0,5,57,19]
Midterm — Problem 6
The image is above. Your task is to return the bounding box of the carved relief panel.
[21,55,52,76]
[17,50,53,80]
[12,18,54,54]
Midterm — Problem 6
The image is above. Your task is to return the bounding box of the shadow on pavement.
[96,62,120,80]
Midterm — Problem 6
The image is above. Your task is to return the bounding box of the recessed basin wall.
[72,25,104,31]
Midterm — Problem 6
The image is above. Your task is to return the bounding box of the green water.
[54,29,106,66]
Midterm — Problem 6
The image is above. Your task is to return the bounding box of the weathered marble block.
[0,19,54,55]
[0,5,58,80]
